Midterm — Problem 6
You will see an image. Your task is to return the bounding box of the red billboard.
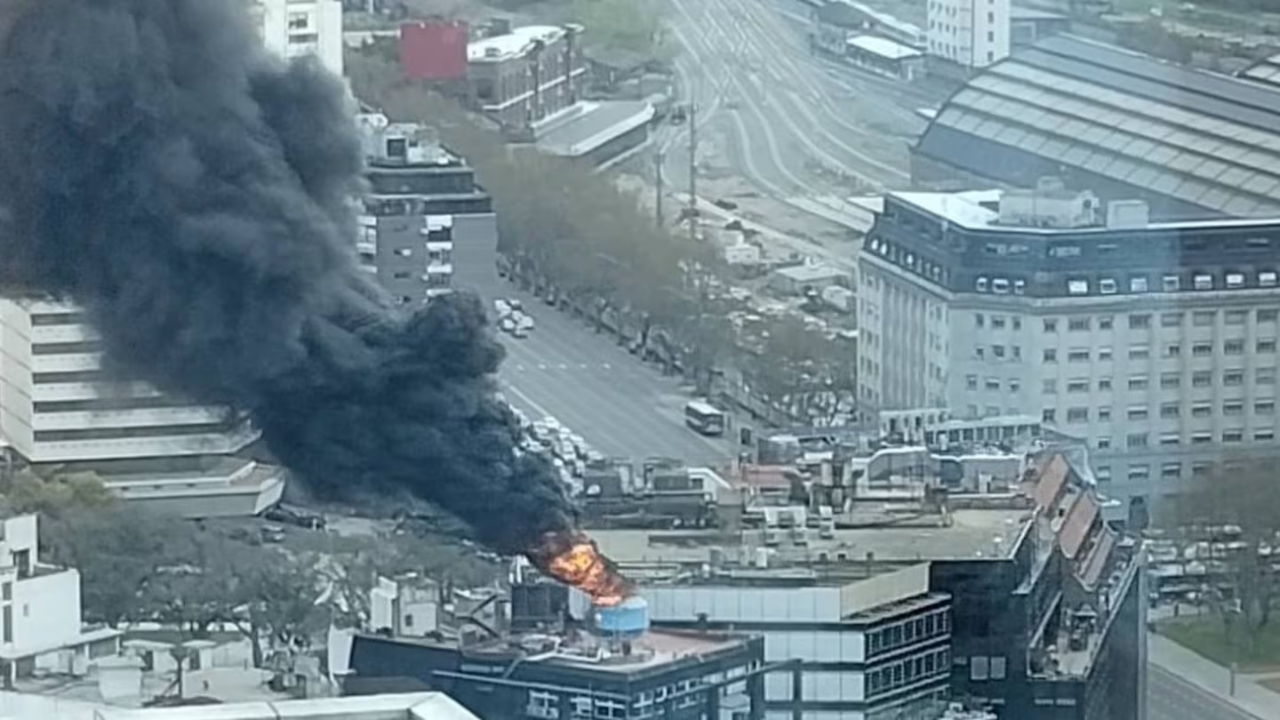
[400,21,469,81]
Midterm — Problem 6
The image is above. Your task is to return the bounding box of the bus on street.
[684,400,726,436]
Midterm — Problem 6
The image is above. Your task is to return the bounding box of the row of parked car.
[509,405,603,496]
[494,298,535,338]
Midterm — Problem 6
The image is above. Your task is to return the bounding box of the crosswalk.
[509,362,615,372]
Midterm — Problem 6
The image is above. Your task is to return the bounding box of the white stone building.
[248,0,345,77]
[926,0,1010,69]
[0,514,121,684]
[857,184,1280,500]
[0,299,284,517]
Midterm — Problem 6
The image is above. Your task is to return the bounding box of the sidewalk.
[1149,631,1280,720]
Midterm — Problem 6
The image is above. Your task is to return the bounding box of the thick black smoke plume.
[0,0,577,554]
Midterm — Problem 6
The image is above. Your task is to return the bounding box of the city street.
[490,285,737,466]
[1148,664,1268,720]
[662,0,932,197]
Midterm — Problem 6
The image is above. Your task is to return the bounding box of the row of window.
[1044,398,1276,421]
[867,609,950,656]
[1042,309,1280,333]
[867,648,950,698]
[974,340,1280,365]
[1053,425,1276,448]
[1097,462,1218,483]
[975,270,1280,296]
[1043,367,1276,388]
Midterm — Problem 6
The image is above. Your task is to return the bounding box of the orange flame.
[529,532,631,606]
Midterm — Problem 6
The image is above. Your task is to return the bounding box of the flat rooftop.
[468,25,565,62]
[366,628,750,675]
[0,691,478,720]
[592,506,1033,565]
[892,189,1280,234]
[535,101,655,158]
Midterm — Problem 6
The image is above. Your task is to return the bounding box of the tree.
[1159,462,1280,657]
[745,316,858,426]
[568,0,673,60]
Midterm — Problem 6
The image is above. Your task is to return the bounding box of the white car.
[517,315,535,332]
[499,317,516,333]
[494,299,512,317]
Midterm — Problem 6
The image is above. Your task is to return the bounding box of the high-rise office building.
[858,182,1280,500]
[247,0,344,77]
[926,0,1011,69]
[0,299,284,517]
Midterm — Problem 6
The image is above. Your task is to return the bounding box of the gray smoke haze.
[0,0,577,554]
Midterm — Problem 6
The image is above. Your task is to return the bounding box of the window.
[1224,401,1244,416]
[985,378,1001,391]
[1042,409,1056,423]
[1162,275,1181,292]
[991,315,1006,329]
[1128,465,1150,480]
[990,656,1007,680]
[1129,345,1150,360]
[1262,271,1278,287]
[1043,379,1057,394]
[1192,403,1212,418]
[1012,317,1022,330]
[1098,406,1112,421]
[1130,276,1149,292]
[967,375,978,390]
[1225,370,1245,386]
[1193,311,1216,327]
[1260,309,1279,323]
[1159,432,1180,446]
[1067,379,1089,393]
[1043,319,1058,333]
[976,277,989,292]
[1128,376,1148,391]
[1096,437,1112,449]
[1256,429,1276,442]
[1260,368,1277,385]
[975,313,985,328]
[1192,432,1213,444]
[1098,347,1114,361]
[1127,406,1149,421]
[1226,272,1245,288]
[1193,273,1213,290]
[1129,314,1151,329]
[1257,400,1276,415]
[1096,466,1112,482]
[1258,339,1277,354]
[1225,340,1245,355]
[1165,343,1181,357]
[1067,408,1089,423]
[1068,317,1090,331]
[1043,349,1057,363]
[1193,342,1213,357]
[1161,312,1182,327]
[1099,378,1112,391]
[1127,433,1148,448]
[976,346,985,359]
[1226,310,1247,325]
[970,656,990,681]
[1161,402,1180,418]
[1068,279,1089,295]
[1068,349,1090,362]
[1098,316,1113,330]
[1192,371,1213,388]
[1162,463,1182,479]
[993,345,1005,358]
[1223,429,1245,443]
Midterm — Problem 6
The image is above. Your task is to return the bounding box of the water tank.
[594,597,649,638]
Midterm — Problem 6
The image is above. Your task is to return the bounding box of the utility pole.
[687,99,698,243]
[655,148,665,227]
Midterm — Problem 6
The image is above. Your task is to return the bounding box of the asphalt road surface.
[1148,664,1266,720]
[662,0,935,196]
[490,285,736,466]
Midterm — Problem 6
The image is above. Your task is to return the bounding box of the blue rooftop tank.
[594,596,649,638]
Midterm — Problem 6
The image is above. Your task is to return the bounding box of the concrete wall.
[7,568,82,653]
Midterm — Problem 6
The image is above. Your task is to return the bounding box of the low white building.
[248,0,344,77]
[0,299,284,517]
[0,514,121,684]
[0,690,479,720]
